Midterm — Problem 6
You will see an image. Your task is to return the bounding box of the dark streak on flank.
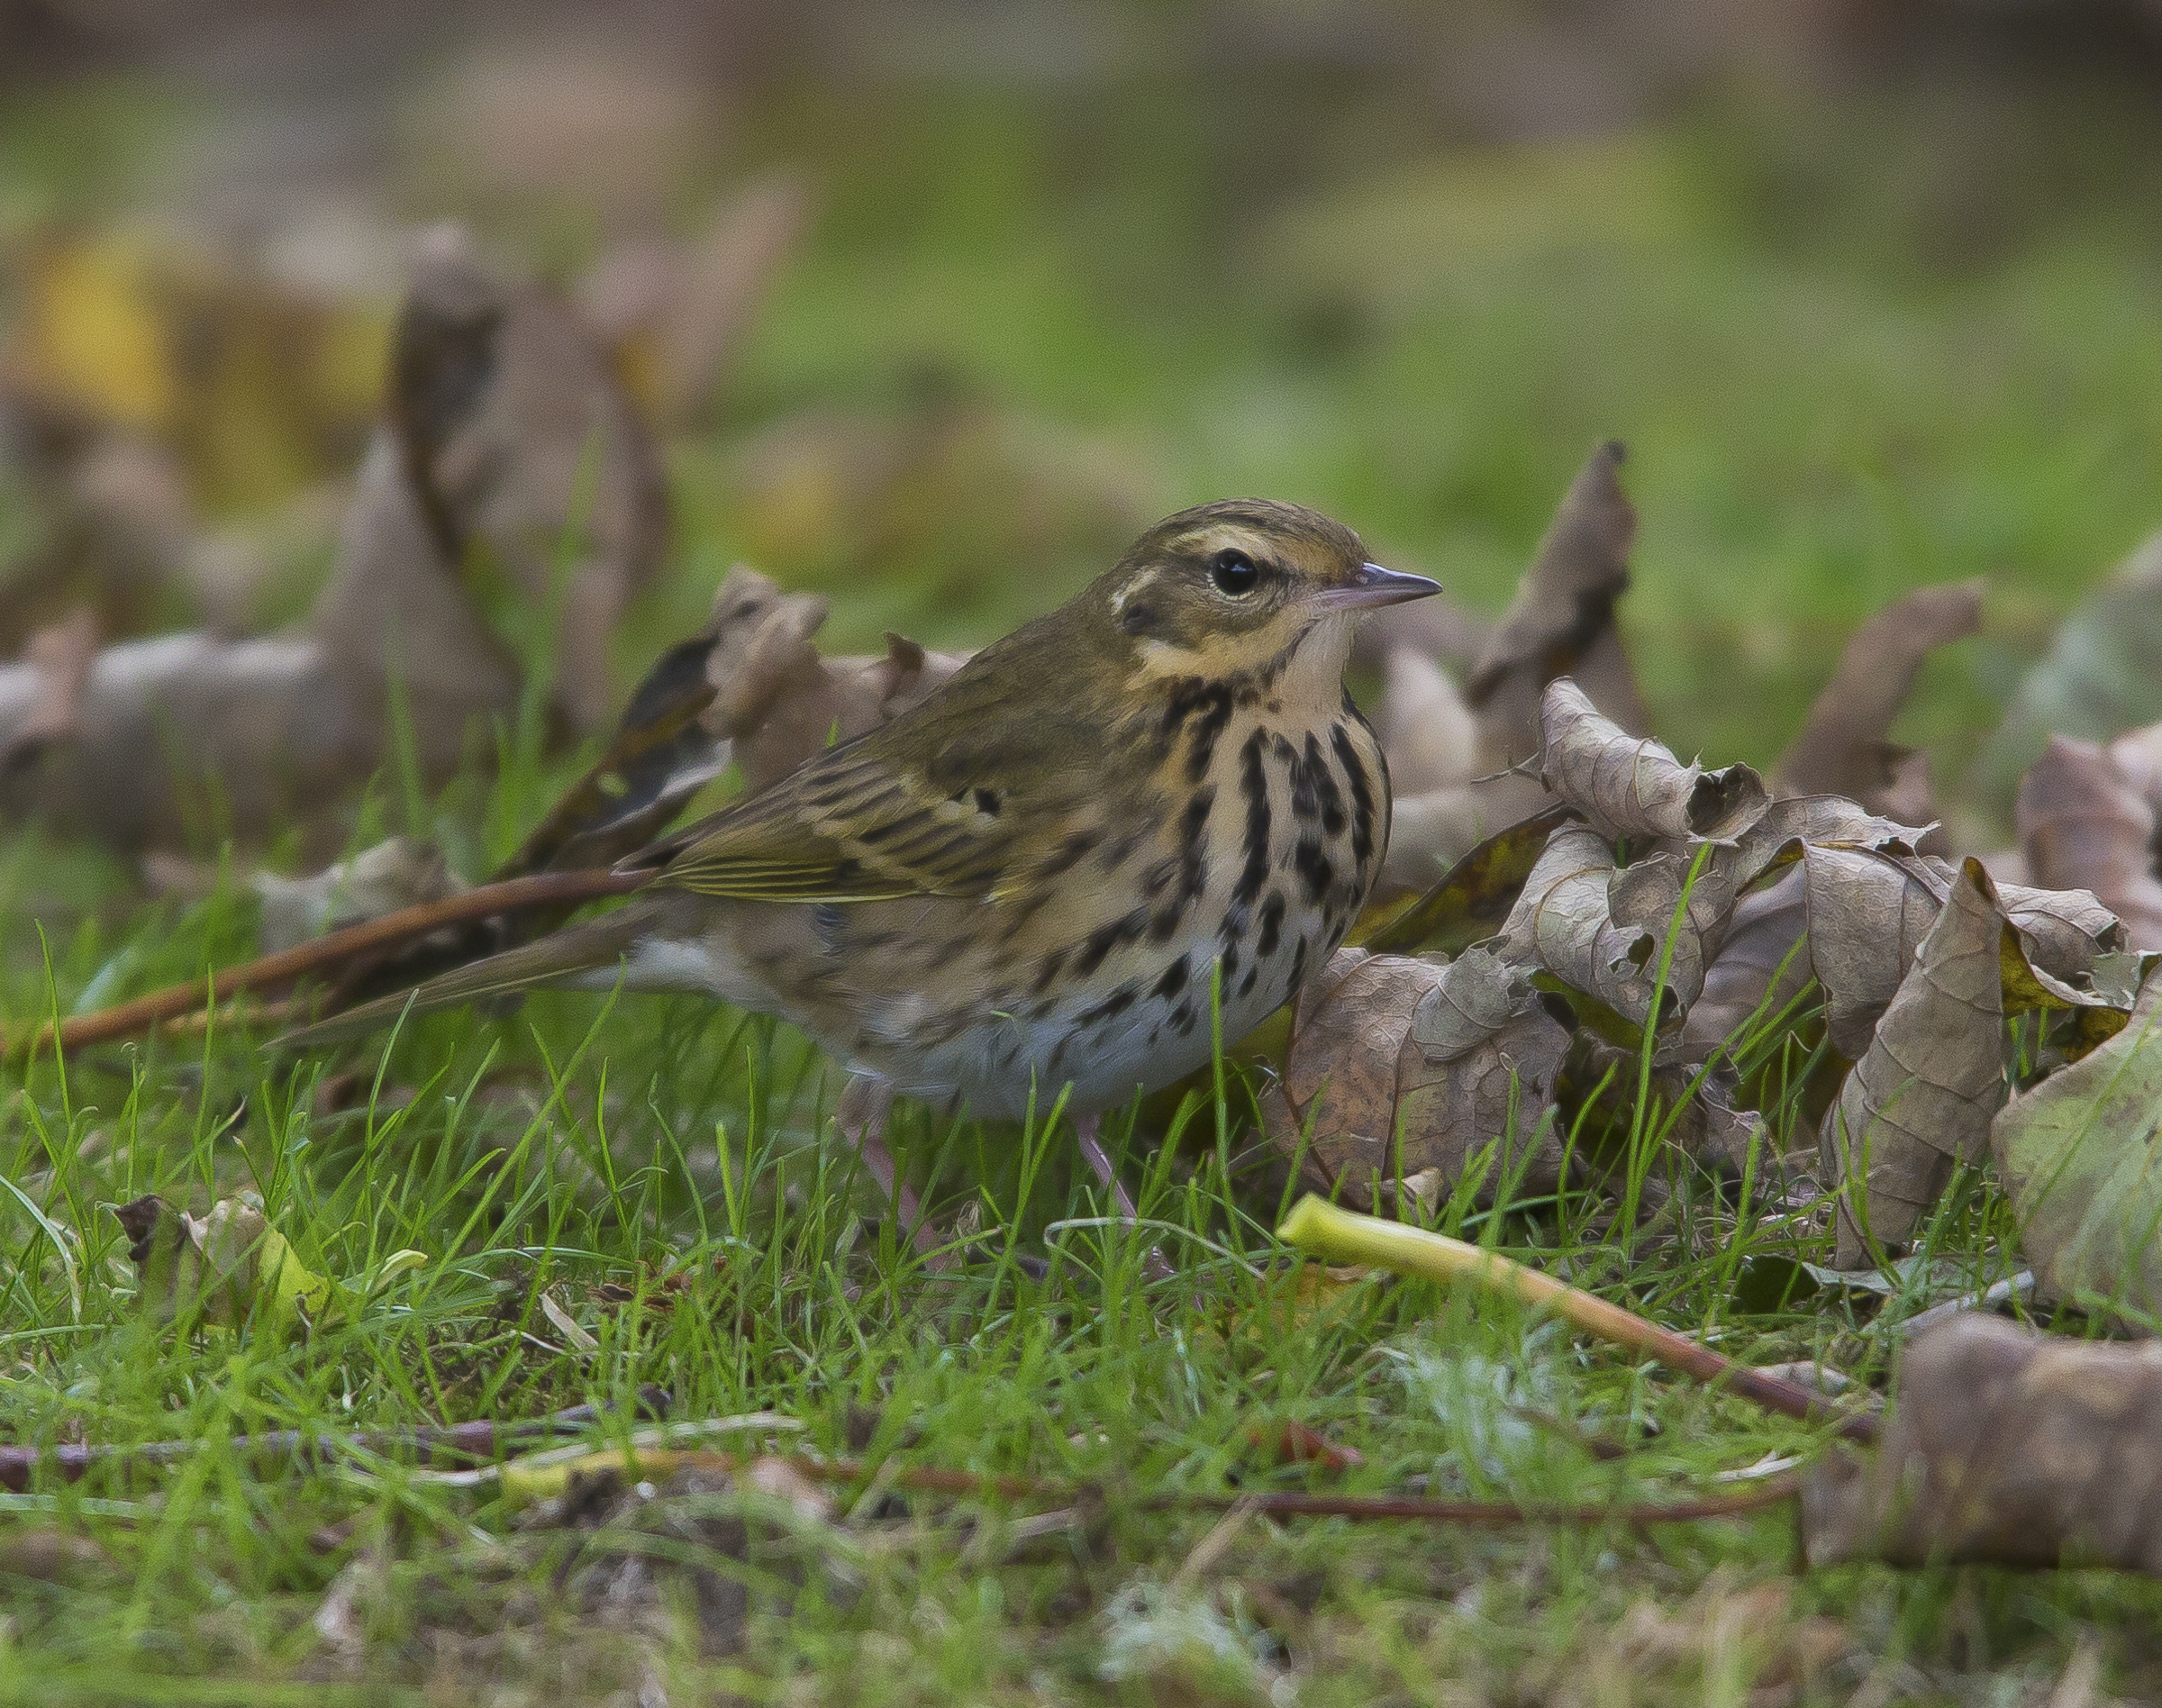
[1331,719,1378,870]
[1256,891,1285,958]
[1074,905,1151,978]
[1293,837,1335,904]
[1232,729,1271,907]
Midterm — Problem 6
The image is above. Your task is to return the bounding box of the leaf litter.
[23,326,2162,1708]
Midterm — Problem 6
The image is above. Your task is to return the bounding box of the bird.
[286,500,1437,1251]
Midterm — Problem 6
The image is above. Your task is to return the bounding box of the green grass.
[8,56,2162,1707]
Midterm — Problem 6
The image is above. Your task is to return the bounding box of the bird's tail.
[274,899,666,1053]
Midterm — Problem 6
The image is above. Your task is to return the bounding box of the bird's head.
[1094,500,1437,692]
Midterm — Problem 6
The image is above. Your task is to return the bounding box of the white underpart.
[568,935,771,1009]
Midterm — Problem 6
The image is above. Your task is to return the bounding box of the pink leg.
[1073,1112,1174,1283]
[838,1076,941,1256]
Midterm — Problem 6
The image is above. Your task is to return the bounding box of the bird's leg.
[837,1075,942,1257]
[1072,1111,1175,1284]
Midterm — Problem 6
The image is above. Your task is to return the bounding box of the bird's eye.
[1209,549,1260,596]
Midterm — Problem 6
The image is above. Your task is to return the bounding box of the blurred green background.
[7,0,2162,830]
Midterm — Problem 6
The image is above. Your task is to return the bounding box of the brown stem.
[10,867,646,1059]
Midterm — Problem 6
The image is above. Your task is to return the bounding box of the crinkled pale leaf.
[1262,947,1568,1211]
[0,605,98,776]
[1994,878,2125,987]
[1359,801,1575,954]
[1772,580,1983,811]
[1493,824,1698,1030]
[1713,795,1926,900]
[1465,440,1648,768]
[1820,859,2008,1267]
[1803,1314,2162,1572]
[2016,734,2162,951]
[1394,948,1572,1194]
[1538,677,1767,844]
[1992,964,2162,1317]
[1267,950,1448,1208]
[1376,643,1480,796]
[109,1195,334,1331]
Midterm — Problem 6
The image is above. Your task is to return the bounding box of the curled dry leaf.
[1394,947,1572,1193]
[1261,947,1568,1210]
[698,566,968,792]
[0,229,668,849]
[1771,579,1983,816]
[2016,734,2162,951]
[1678,862,1812,1062]
[1803,1313,2162,1573]
[1465,440,1649,769]
[1992,964,2162,1318]
[1540,677,1768,845]
[1492,824,1704,1030]
[1820,859,2007,1267]
[109,1194,333,1331]
[0,604,98,775]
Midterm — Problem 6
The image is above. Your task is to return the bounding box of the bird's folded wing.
[625,743,1016,903]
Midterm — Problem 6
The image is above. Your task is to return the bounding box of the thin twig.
[1276,1196,1881,1446]
[476,1443,1801,1528]
[9,867,645,1059]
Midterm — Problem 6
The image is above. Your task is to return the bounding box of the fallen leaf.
[1491,824,1704,1029]
[109,1194,334,1331]
[2016,734,2162,950]
[1538,677,1768,845]
[1771,580,1983,817]
[1992,963,2162,1317]
[540,1288,601,1353]
[1464,440,1649,768]
[1394,947,1573,1193]
[1803,1313,2162,1572]
[1676,862,1813,1062]
[0,604,97,775]
[1819,859,2008,1267]
[1262,943,1574,1211]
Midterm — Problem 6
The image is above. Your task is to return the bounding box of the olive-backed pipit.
[292,501,1436,1244]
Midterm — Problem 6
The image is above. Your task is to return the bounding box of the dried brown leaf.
[1801,843,1947,1060]
[1492,824,1703,1029]
[1465,440,1648,767]
[1539,677,1768,844]
[1820,858,2007,1267]
[1677,862,1812,1062]
[1803,1314,2162,1572]
[0,604,97,774]
[1264,946,1569,1210]
[1772,580,1983,808]
[2016,734,2162,951]
[1394,947,1572,1190]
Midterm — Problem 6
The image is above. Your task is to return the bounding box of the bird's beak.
[1311,562,1441,612]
